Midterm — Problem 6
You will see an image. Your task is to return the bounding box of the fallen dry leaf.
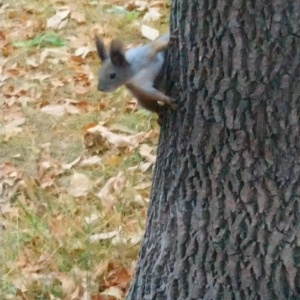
[39,173,55,189]
[75,46,92,58]
[134,182,151,190]
[22,175,40,203]
[62,156,81,170]
[3,117,26,130]
[40,48,69,64]
[79,156,102,167]
[103,155,122,167]
[70,285,81,300]
[0,30,6,42]
[3,68,22,77]
[149,0,167,8]
[41,104,66,117]
[126,98,138,112]
[0,117,26,141]
[88,125,145,150]
[141,25,159,40]
[57,273,77,298]
[50,78,65,87]
[97,172,127,209]
[35,143,61,189]
[126,0,148,11]
[106,266,131,289]
[111,234,127,246]
[90,230,119,243]
[71,11,86,24]
[64,103,81,115]
[132,194,146,207]
[68,173,91,197]
[143,8,161,21]
[139,144,156,163]
[1,203,20,221]
[48,216,68,242]
[127,230,144,245]
[46,8,70,29]
[84,212,101,225]
[108,124,136,135]
[30,72,51,82]
[101,286,123,300]
[0,163,24,194]
[139,162,153,173]
[74,84,90,95]
[26,58,39,68]
[91,294,106,300]
[41,103,81,117]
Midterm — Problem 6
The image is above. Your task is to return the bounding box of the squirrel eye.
[109,73,116,79]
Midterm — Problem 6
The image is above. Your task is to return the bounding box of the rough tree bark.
[127,0,300,299]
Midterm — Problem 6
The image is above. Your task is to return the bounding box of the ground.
[0,0,169,299]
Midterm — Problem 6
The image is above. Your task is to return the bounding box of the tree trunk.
[126,0,300,299]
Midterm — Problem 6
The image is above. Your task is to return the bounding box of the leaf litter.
[0,0,168,298]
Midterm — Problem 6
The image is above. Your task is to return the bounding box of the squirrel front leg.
[149,40,169,59]
[126,83,172,125]
[126,83,177,111]
[126,32,179,114]
[149,31,178,59]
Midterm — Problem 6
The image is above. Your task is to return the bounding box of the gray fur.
[95,33,169,92]
[95,33,176,113]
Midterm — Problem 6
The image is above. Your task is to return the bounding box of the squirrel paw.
[169,29,179,45]
[156,102,178,125]
[170,103,178,110]
[168,101,178,110]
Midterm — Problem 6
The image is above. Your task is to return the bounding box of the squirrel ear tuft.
[95,35,108,61]
[110,39,129,67]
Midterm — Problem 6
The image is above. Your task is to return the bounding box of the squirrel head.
[95,36,132,92]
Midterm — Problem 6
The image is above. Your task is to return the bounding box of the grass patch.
[1,0,169,298]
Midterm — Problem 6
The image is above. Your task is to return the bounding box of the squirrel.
[94,32,177,117]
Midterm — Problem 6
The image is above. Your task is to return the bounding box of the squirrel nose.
[97,85,104,92]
